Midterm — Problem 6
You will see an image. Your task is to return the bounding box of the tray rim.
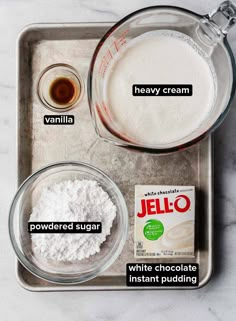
[16,22,213,291]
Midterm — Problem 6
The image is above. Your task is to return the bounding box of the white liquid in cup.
[104,30,216,146]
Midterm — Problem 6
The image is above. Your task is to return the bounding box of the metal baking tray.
[17,23,213,291]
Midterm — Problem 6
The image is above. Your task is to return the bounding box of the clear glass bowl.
[9,162,128,284]
[37,63,84,112]
[88,1,236,153]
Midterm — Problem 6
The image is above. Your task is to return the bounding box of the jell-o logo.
[137,195,191,218]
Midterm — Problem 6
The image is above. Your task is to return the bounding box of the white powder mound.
[29,179,117,261]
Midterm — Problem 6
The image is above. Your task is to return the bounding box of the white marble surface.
[0,0,236,320]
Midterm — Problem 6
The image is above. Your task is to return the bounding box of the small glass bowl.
[37,64,84,112]
[9,162,128,284]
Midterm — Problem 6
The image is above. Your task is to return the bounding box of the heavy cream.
[104,30,216,146]
[134,185,195,258]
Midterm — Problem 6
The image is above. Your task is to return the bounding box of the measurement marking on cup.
[98,29,129,77]
[132,84,193,96]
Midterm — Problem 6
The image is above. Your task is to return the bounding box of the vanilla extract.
[44,115,74,125]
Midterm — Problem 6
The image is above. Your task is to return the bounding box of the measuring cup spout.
[199,1,236,44]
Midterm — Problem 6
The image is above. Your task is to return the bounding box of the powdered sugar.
[29,179,116,261]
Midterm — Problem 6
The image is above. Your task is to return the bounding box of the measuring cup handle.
[200,1,236,42]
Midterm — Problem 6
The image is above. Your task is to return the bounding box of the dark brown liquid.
[49,77,79,105]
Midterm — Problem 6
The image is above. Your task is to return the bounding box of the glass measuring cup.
[88,1,236,153]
